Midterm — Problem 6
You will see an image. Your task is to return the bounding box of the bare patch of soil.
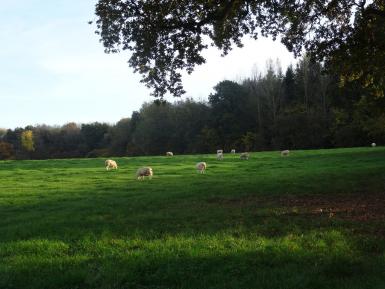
[278,193,385,221]
[207,193,385,222]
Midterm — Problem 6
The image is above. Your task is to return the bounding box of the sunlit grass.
[1,147,385,288]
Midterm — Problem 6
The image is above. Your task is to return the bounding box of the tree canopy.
[93,0,384,97]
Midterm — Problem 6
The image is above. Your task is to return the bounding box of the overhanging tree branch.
[93,0,385,98]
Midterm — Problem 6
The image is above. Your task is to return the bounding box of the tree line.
[1,56,384,160]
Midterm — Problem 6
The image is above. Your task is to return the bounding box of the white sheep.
[231,149,236,154]
[240,152,249,160]
[136,167,153,180]
[105,159,118,170]
[166,151,174,156]
[371,143,376,147]
[196,162,207,174]
[281,150,290,157]
[216,149,223,154]
[217,152,224,160]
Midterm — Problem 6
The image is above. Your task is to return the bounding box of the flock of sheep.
[104,148,291,180]
[105,142,379,180]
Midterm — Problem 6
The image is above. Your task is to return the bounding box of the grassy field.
[1,147,385,289]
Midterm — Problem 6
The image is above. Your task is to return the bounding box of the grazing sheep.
[231,149,236,154]
[105,159,118,170]
[371,143,376,147]
[166,151,174,156]
[281,150,290,157]
[217,149,223,154]
[217,152,224,160]
[136,167,153,180]
[240,152,249,160]
[196,162,207,174]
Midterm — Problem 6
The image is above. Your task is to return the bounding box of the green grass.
[1,147,385,289]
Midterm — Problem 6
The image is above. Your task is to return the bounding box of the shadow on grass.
[1,232,385,289]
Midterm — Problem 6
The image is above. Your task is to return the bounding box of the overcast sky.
[0,0,295,129]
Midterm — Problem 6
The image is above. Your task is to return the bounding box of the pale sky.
[0,1,295,129]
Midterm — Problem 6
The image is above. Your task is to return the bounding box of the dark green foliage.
[81,122,110,152]
[108,118,131,156]
[209,81,254,150]
[331,0,385,97]
[132,102,176,155]
[282,65,296,106]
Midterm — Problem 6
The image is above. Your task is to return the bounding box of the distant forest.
[1,56,384,160]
